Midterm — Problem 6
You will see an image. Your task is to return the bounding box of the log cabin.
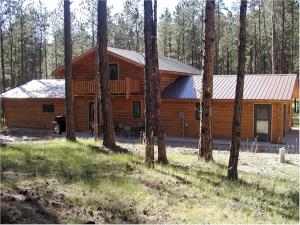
[1,47,299,144]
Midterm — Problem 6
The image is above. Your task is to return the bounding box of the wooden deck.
[74,78,142,98]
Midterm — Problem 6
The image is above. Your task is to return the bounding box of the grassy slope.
[1,139,299,224]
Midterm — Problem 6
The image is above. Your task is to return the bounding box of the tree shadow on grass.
[196,169,299,220]
[154,160,299,221]
[2,143,298,222]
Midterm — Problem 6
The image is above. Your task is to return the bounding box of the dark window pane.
[195,103,200,120]
[109,64,118,80]
[133,101,141,118]
[42,104,54,112]
[257,107,270,120]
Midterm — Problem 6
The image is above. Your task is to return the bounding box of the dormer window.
[109,63,119,80]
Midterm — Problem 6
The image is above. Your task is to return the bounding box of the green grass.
[292,113,299,127]
[1,139,299,223]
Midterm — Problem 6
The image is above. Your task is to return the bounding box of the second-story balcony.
[74,77,142,99]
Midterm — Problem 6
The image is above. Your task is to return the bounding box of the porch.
[74,78,142,98]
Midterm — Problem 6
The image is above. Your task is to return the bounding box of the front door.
[254,104,272,142]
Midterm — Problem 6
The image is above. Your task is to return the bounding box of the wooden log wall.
[4,99,65,129]
[3,96,292,144]
[55,50,182,93]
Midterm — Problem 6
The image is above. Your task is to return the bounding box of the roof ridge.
[211,74,297,76]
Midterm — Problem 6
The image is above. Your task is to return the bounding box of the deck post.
[126,77,130,99]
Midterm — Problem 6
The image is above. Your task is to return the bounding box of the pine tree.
[97,0,116,149]
[64,0,76,142]
[199,0,215,161]
[144,0,155,167]
[228,0,248,180]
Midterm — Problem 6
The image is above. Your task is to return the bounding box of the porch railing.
[74,78,142,98]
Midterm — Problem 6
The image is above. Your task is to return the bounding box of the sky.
[43,0,235,18]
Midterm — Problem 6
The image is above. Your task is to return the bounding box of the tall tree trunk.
[254,23,257,73]
[192,9,196,66]
[199,0,215,161]
[44,40,48,79]
[152,0,167,164]
[136,22,140,52]
[228,0,247,180]
[280,0,285,73]
[199,1,205,69]
[226,45,230,74]
[64,0,76,141]
[262,1,269,72]
[54,34,58,69]
[182,13,185,63]
[97,0,116,149]
[291,0,294,73]
[257,0,262,73]
[92,22,95,47]
[168,32,172,58]
[24,41,28,82]
[249,38,253,74]
[271,0,276,74]
[221,51,225,74]
[144,0,155,167]
[0,26,5,92]
[34,35,38,79]
[39,32,43,78]
[20,9,24,84]
[14,43,20,86]
[215,0,220,75]
[9,22,14,88]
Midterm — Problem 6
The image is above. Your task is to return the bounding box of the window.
[109,64,118,80]
[195,103,200,120]
[42,104,54,112]
[132,101,141,118]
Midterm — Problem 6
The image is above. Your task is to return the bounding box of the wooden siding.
[4,96,292,144]
[4,99,65,129]
[161,99,291,143]
[161,100,199,137]
[272,102,283,143]
[160,73,181,91]
[71,53,144,81]
[71,97,294,143]
[74,98,90,131]
[111,96,144,126]
[73,95,144,131]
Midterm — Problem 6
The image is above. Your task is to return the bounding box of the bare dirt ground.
[1,177,107,224]
[0,127,60,145]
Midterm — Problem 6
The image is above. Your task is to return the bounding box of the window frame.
[195,102,200,120]
[42,104,54,113]
[132,101,142,119]
[109,63,119,80]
